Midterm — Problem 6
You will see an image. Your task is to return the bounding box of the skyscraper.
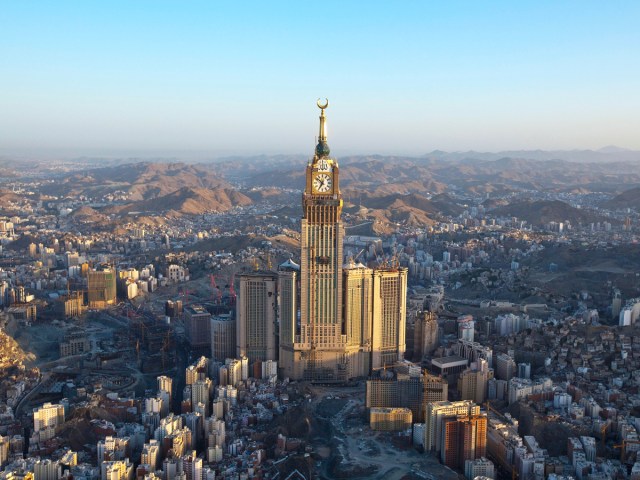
[366,370,447,423]
[459,359,490,405]
[413,310,439,362]
[236,272,278,363]
[277,101,408,382]
[424,400,480,452]
[343,263,375,376]
[184,305,212,356]
[371,268,408,369]
[87,266,117,309]
[277,260,299,378]
[296,100,346,382]
[441,413,488,469]
[210,313,236,362]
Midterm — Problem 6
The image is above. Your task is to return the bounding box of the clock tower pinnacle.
[315,98,331,158]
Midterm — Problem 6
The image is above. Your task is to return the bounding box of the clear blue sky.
[1,1,639,157]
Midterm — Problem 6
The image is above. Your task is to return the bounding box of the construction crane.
[160,331,172,370]
[347,248,365,265]
[209,274,221,303]
[228,272,236,306]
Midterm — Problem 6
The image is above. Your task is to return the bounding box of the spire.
[315,98,330,157]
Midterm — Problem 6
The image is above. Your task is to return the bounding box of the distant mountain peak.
[598,145,631,153]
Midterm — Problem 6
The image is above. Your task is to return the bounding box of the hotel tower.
[276,101,408,382]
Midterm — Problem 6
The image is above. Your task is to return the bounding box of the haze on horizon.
[2,1,639,158]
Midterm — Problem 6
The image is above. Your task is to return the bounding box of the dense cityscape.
[2,2,640,479]
[0,100,639,480]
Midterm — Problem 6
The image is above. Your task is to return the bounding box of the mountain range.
[3,150,640,230]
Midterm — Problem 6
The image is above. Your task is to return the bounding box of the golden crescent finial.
[317,98,329,110]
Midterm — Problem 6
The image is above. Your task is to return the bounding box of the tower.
[87,266,117,309]
[277,259,299,379]
[371,268,408,369]
[459,359,490,405]
[414,310,439,361]
[612,288,622,320]
[441,413,487,469]
[297,99,346,382]
[343,263,374,377]
[210,313,236,362]
[279,100,408,382]
[236,272,277,363]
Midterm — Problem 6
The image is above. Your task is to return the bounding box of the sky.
[1,1,639,157]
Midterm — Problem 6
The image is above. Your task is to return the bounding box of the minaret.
[294,99,346,382]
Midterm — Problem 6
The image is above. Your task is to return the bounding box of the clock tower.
[296,99,346,381]
[277,100,408,382]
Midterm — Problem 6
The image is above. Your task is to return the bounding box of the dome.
[315,140,330,157]
[279,258,300,271]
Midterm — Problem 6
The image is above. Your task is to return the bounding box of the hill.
[41,162,231,201]
[489,200,607,226]
[68,206,109,223]
[604,187,640,210]
[345,192,464,233]
[111,186,252,216]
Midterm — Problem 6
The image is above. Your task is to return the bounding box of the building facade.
[184,305,211,356]
[275,102,408,381]
[88,267,117,309]
[236,272,277,363]
[210,314,235,362]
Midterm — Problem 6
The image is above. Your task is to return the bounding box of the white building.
[464,457,495,480]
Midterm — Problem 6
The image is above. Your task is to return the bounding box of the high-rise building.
[184,305,211,356]
[191,379,212,417]
[457,315,475,343]
[342,263,375,377]
[236,272,277,363]
[185,356,208,386]
[0,281,9,307]
[277,260,299,377]
[210,313,235,362]
[459,359,491,405]
[33,403,65,433]
[33,459,61,480]
[141,440,160,471]
[369,407,412,431]
[87,266,117,309]
[495,353,516,382]
[180,452,202,480]
[0,435,9,468]
[413,310,439,362]
[371,268,408,369]
[612,289,622,320]
[97,436,130,462]
[277,102,408,382]
[296,100,345,382]
[101,460,134,480]
[440,414,487,470]
[464,457,495,480]
[453,339,493,368]
[366,369,447,423]
[424,400,480,452]
[517,362,531,380]
[157,376,173,406]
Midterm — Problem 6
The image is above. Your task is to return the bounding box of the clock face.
[313,173,332,193]
[316,159,331,172]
